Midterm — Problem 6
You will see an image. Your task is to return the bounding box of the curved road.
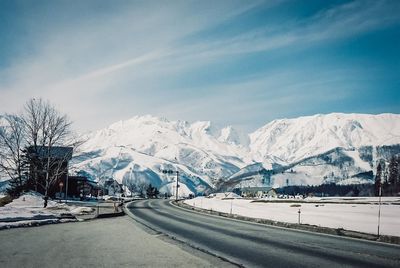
[127,199,400,268]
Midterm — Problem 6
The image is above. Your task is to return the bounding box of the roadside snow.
[210,192,242,199]
[184,196,400,237]
[0,192,95,229]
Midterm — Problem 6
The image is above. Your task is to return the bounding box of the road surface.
[0,216,233,268]
[127,199,400,268]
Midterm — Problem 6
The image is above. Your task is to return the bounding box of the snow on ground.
[0,192,95,229]
[184,196,400,237]
[210,192,242,199]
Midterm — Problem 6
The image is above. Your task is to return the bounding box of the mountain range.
[72,113,400,196]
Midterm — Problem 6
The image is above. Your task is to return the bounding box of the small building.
[57,176,102,200]
[237,187,277,198]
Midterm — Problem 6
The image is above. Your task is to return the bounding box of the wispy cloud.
[0,0,398,132]
[175,0,400,58]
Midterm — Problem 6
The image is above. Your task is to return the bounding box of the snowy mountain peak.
[188,121,217,136]
[219,126,249,146]
[250,113,400,163]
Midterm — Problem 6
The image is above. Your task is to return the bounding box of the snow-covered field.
[0,192,95,229]
[184,196,400,237]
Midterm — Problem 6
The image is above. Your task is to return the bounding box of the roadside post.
[298,209,301,224]
[377,183,382,238]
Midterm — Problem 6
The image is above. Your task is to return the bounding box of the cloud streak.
[0,0,399,132]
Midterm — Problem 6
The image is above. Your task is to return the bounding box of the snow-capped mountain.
[73,115,250,196]
[220,113,400,190]
[73,113,400,195]
[249,113,400,163]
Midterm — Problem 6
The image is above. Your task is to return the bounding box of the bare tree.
[0,114,27,197]
[22,98,76,207]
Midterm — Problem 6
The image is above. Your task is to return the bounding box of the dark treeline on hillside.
[278,155,400,197]
[374,155,400,196]
[276,184,374,197]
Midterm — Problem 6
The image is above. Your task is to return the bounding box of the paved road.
[127,199,400,268]
[0,216,233,268]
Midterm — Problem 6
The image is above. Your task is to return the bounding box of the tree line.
[277,156,400,197]
[374,156,400,196]
[0,98,79,206]
[276,183,374,197]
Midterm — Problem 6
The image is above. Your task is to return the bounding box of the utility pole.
[161,169,180,201]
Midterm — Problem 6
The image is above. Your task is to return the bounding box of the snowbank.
[210,192,242,199]
[0,192,94,229]
[184,196,400,236]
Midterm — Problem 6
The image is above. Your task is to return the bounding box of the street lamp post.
[175,171,179,201]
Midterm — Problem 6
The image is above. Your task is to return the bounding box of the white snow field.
[184,196,400,236]
[0,192,94,229]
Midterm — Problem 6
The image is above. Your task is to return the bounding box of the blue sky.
[0,0,399,132]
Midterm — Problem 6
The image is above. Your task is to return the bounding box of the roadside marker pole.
[298,209,301,224]
[377,184,382,238]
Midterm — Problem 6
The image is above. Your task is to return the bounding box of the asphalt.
[127,199,400,268]
[0,215,234,268]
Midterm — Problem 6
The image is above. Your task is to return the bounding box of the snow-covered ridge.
[249,113,400,163]
[74,113,400,194]
[81,114,249,160]
[83,113,400,156]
